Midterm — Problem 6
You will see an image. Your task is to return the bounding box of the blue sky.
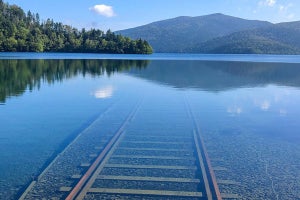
[4,0,299,31]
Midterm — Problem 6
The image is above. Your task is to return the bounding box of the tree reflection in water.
[0,59,149,102]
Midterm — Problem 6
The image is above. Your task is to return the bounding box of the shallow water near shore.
[0,54,300,199]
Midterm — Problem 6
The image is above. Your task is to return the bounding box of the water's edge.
[1,52,300,63]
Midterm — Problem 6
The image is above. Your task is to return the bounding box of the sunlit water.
[0,54,299,199]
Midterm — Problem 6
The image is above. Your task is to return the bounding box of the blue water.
[1,52,300,63]
[0,54,299,199]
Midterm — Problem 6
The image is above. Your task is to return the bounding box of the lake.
[0,53,299,200]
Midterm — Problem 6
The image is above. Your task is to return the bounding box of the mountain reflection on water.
[128,60,300,91]
[2,59,300,103]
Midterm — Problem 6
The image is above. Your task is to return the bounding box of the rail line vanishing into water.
[185,97,222,200]
[20,97,222,200]
[66,99,143,199]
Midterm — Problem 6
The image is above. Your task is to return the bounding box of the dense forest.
[0,0,152,54]
[188,25,300,54]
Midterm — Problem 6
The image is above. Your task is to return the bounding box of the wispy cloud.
[89,5,115,17]
[227,106,243,116]
[287,13,295,20]
[255,1,295,22]
[254,99,271,111]
[279,3,293,13]
[278,3,295,20]
[259,0,276,7]
[261,100,270,111]
[279,109,287,116]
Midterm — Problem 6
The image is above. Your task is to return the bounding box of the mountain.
[117,13,300,54]
[116,13,272,53]
[116,13,271,53]
[189,23,300,54]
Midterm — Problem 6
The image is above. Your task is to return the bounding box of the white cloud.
[279,109,287,116]
[93,86,114,99]
[227,106,243,116]
[254,99,271,111]
[261,100,270,111]
[278,3,295,20]
[259,0,276,7]
[279,5,285,12]
[287,13,295,20]
[89,5,115,17]
[279,3,293,13]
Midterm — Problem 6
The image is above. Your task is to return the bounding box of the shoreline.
[1,52,300,63]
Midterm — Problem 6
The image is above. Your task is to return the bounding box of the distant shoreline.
[1,52,300,63]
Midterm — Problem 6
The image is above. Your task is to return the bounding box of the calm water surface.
[0,54,299,199]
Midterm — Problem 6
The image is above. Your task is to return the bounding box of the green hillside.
[117,13,300,54]
[116,13,271,53]
[190,24,300,54]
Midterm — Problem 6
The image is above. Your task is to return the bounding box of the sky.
[4,0,300,31]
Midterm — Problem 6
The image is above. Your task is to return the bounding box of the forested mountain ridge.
[0,0,152,54]
[117,13,300,54]
[188,22,300,54]
[117,13,272,53]
[188,25,300,54]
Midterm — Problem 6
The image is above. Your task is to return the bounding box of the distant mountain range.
[116,13,300,54]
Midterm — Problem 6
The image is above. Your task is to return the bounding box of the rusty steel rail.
[19,101,118,200]
[64,96,220,200]
[66,100,142,200]
[185,97,222,200]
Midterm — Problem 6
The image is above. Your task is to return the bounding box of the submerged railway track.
[20,97,221,200]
